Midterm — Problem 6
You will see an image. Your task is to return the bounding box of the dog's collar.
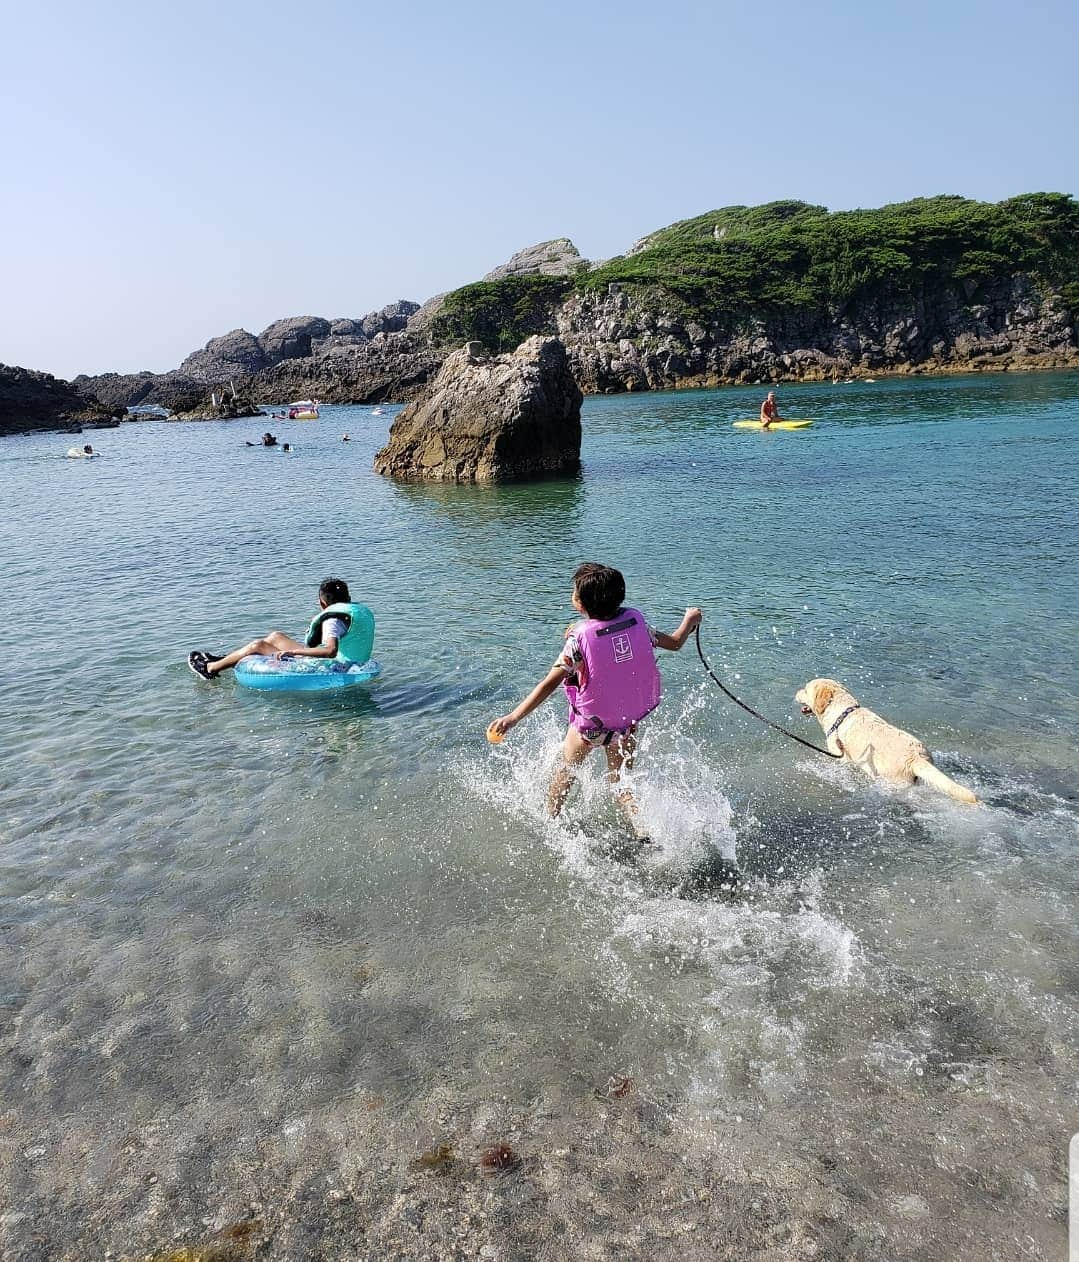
[825,704,861,739]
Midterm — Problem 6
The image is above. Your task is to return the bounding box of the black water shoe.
[188,651,215,681]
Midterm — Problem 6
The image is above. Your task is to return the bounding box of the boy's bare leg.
[206,631,305,675]
[547,728,594,817]
[605,729,649,839]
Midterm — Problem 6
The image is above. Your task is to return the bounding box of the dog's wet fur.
[795,678,978,805]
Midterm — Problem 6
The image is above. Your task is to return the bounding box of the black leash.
[694,626,842,759]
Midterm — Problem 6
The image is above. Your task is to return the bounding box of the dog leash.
[693,626,843,759]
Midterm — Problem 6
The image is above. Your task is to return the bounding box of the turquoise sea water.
[1,373,1077,1259]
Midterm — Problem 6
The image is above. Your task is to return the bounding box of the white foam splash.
[456,690,862,1108]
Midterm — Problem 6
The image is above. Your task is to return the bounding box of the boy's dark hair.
[319,577,350,605]
[573,562,625,621]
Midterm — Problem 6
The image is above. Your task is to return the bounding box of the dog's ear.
[812,680,839,716]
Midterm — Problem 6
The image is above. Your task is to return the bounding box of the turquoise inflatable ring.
[234,656,382,692]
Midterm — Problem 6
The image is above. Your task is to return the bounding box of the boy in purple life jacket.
[488,562,702,840]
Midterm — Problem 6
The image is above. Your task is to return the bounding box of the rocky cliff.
[373,337,582,482]
[434,195,1079,390]
[553,273,1077,391]
[74,370,207,414]
[73,301,424,413]
[0,364,115,437]
[70,193,1079,418]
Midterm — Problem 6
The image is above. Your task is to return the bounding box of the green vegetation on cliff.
[583,193,1079,316]
[431,275,571,352]
[435,194,1079,349]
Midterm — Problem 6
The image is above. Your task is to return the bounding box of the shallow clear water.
[1,374,1077,1259]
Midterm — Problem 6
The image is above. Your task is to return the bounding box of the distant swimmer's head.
[572,562,625,621]
[83,444,94,454]
[318,576,350,609]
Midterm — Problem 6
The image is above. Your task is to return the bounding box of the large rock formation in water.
[169,389,265,422]
[373,336,582,482]
[0,364,115,436]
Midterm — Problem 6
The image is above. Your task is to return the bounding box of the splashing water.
[0,374,1076,1258]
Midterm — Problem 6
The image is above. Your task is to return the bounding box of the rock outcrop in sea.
[0,364,117,436]
[169,390,265,422]
[373,337,582,482]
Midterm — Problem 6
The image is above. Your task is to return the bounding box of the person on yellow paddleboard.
[760,390,781,429]
[487,562,702,842]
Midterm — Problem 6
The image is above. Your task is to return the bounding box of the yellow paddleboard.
[732,419,814,430]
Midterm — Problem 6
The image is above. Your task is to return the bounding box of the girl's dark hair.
[573,562,625,620]
[319,577,350,605]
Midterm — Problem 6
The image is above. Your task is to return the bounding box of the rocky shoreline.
[0,364,120,437]
[4,195,1078,436]
[4,350,1075,441]
[55,272,1079,427]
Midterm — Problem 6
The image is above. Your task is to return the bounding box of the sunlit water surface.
[1,374,1076,1259]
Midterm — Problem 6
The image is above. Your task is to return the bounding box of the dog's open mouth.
[800,706,813,716]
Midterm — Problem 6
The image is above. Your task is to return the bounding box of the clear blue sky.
[4,0,1077,379]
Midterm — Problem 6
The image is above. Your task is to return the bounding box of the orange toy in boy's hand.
[486,722,506,744]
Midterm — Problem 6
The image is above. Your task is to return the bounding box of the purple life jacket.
[564,607,662,739]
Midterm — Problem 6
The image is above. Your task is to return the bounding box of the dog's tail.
[911,756,978,805]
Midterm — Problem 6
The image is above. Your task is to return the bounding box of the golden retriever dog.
[795,678,978,805]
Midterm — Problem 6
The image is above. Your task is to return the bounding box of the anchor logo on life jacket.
[611,633,634,663]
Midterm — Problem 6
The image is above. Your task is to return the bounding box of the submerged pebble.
[479,1143,521,1174]
[410,1143,462,1177]
[596,1074,635,1099]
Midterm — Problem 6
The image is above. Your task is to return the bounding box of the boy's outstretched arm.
[654,607,703,651]
[489,666,565,739]
[277,634,338,661]
[278,644,337,660]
